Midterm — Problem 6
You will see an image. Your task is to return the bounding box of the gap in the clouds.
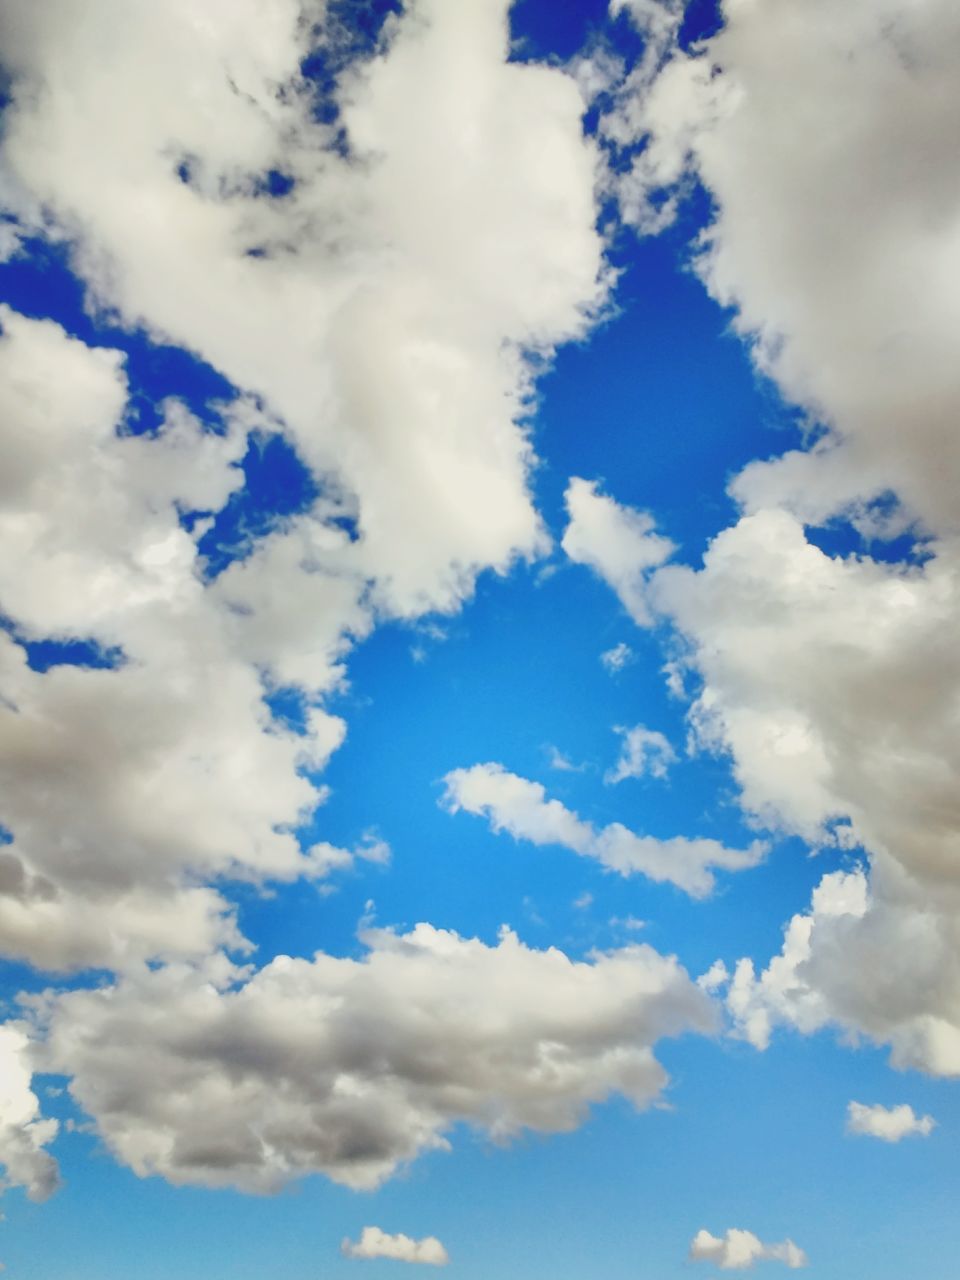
[0,617,124,674]
[263,685,312,735]
[300,0,402,146]
[679,0,724,48]
[510,0,612,63]
[530,213,801,565]
[0,237,236,432]
[196,431,320,578]
[803,508,935,569]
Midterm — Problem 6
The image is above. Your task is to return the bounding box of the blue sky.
[1,0,959,1276]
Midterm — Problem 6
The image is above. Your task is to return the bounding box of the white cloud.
[690,1228,807,1271]
[605,724,676,784]
[562,478,674,625]
[566,476,960,1074]
[846,1101,935,1143]
[0,0,607,619]
[28,926,713,1193]
[0,0,611,980]
[600,641,634,674]
[342,1227,449,1266]
[604,0,960,538]
[0,1025,60,1202]
[442,764,764,899]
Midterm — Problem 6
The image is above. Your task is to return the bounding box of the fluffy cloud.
[442,763,764,898]
[605,724,676,784]
[657,517,960,1074]
[846,1102,936,1143]
[0,307,375,972]
[0,1025,60,1202]
[27,926,713,1193]
[562,478,674,625]
[564,475,960,1073]
[342,1227,449,1265]
[690,1228,807,1271]
[584,3,960,1081]
[606,0,960,538]
[0,0,611,978]
[0,0,606,618]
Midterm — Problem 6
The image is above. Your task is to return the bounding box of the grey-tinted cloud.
[29,926,713,1193]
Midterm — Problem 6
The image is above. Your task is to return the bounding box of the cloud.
[600,642,634,674]
[0,0,607,619]
[846,1101,936,1143]
[562,478,674,625]
[0,0,611,980]
[442,763,764,898]
[605,724,676,784]
[342,1227,449,1265]
[28,926,714,1193]
[604,0,960,538]
[689,1228,807,1271]
[567,478,960,1075]
[0,1025,60,1202]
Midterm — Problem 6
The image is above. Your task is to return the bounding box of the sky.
[0,0,959,1276]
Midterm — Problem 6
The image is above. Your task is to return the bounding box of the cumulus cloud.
[442,763,763,898]
[605,0,960,537]
[0,0,611,980]
[846,1101,936,1143]
[562,478,674,625]
[0,1025,60,1202]
[690,1228,807,1271]
[0,0,607,618]
[26,926,713,1193]
[605,724,676,784]
[342,1227,449,1265]
[565,474,960,1074]
[0,307,384,971]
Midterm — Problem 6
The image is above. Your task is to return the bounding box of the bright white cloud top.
[846,1102,936,1144]
[689,1229,807,1271]
[342,1227,449,1265]
[0,0,957,1275]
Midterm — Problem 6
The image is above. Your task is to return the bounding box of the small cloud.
[698,960,730,992]
[690,1228,807,1270]
[342,1227,449,1266]
[546,745,588,773]
[573,891,594,910]
[846,1101,935,1142]
[662,659,686,699]
[600,641,634,674]
[610,914,646,932]
[605,724,677,784]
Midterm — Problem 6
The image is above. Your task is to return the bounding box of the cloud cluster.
[26,925,712,1193]
[689,1228,807,1271]
[0,306,368,973]
[443,763,764,898]
[846,1101,936,1143]
[342,1227,449,1266]
[560,0,960,1079]
[568,478,960,1073]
